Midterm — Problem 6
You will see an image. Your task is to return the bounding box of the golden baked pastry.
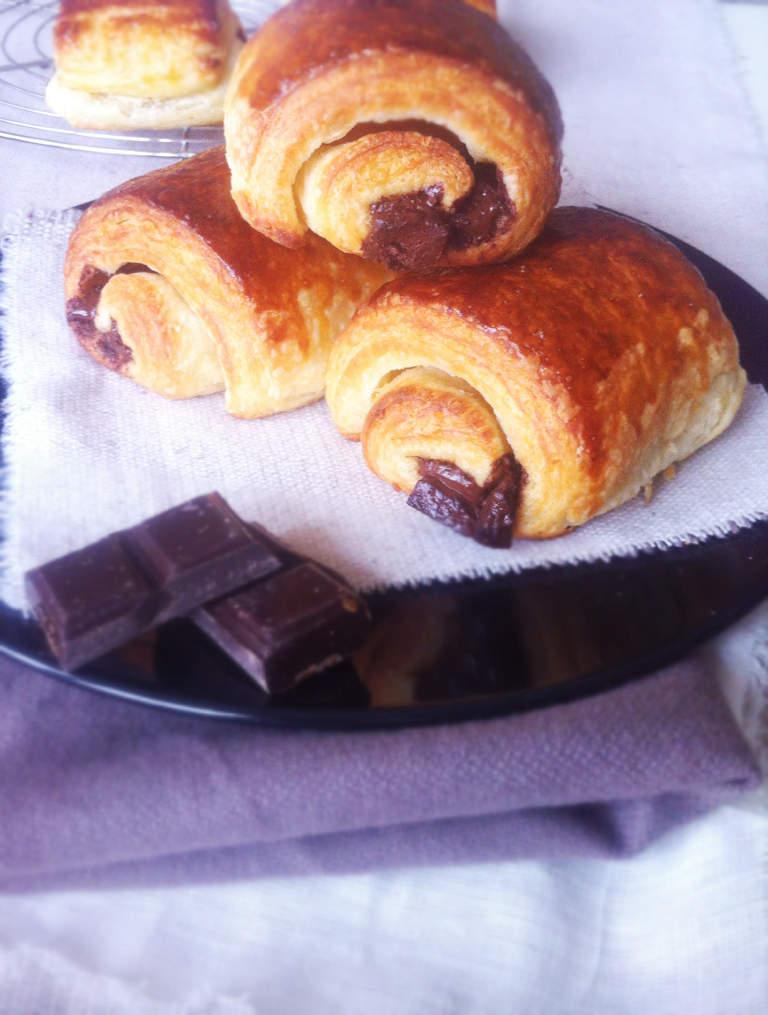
[64,147,389,418]
[464,0,496,14]
[326,207,746,545]
[224,0,562,270]
[46,0,244,129]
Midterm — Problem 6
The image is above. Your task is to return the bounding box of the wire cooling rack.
[0,0,279,157]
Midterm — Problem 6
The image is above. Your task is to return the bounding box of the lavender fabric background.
[0,649,758,890]
[0,3,766,1012]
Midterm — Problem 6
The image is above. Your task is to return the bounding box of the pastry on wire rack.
[45,0,245,130]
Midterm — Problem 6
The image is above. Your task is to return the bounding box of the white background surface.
[0,2,767,1012]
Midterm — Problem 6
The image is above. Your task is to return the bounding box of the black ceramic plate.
[1,212,766,729]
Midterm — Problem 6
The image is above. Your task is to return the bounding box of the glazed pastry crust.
[326,207,746,539]
[225,0,561,267]
[64,148,389,418]
[465,0,496,14]
[53,0,241,100]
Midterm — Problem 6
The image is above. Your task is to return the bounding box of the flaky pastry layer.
[224,0,561,269]
[64,148,389,418]
[46,39,243,129]
[326,207,746,540]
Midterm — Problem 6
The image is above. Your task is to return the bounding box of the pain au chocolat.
[326,208,745,546]
[64,147,389,418]
[46,0,245,130]
[224,0,562,271]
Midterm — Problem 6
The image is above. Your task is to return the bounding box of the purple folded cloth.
[0,650,759,890]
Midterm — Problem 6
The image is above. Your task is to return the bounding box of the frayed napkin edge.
[0,210,83,609]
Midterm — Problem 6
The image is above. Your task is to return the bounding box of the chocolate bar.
[194,561,371,694]
[25,493,282,670]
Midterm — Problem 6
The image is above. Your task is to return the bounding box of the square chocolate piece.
[125,493,282,617]
[25,534,157,670]
[194,562,371,694]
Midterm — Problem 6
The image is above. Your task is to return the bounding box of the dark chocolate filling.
[66,262,154,370]
[362,163,515,271]
[450,163,515,251]
[362,185,450,272]
[407,453,523,548]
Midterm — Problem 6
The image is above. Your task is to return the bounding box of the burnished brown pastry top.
[235,0,562,147]
[465,0,496,14]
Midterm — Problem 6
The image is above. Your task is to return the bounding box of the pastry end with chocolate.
[408,453,523,547]
[362,163,515,271]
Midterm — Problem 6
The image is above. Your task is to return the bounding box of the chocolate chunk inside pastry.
[325,207,746,545]
[224,0,562,269]
[64,147,389,418]
[46,0,245,130]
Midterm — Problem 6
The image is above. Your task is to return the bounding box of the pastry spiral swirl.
[326,208,745,544]
[224,0,562,270]
[64,148,389,418]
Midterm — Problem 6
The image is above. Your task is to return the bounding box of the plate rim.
[1,516,766,730]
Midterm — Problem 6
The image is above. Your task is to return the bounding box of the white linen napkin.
[1,0,768,610]
[1,207,766,609]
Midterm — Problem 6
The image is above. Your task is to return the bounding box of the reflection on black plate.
[0,212,766,729]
